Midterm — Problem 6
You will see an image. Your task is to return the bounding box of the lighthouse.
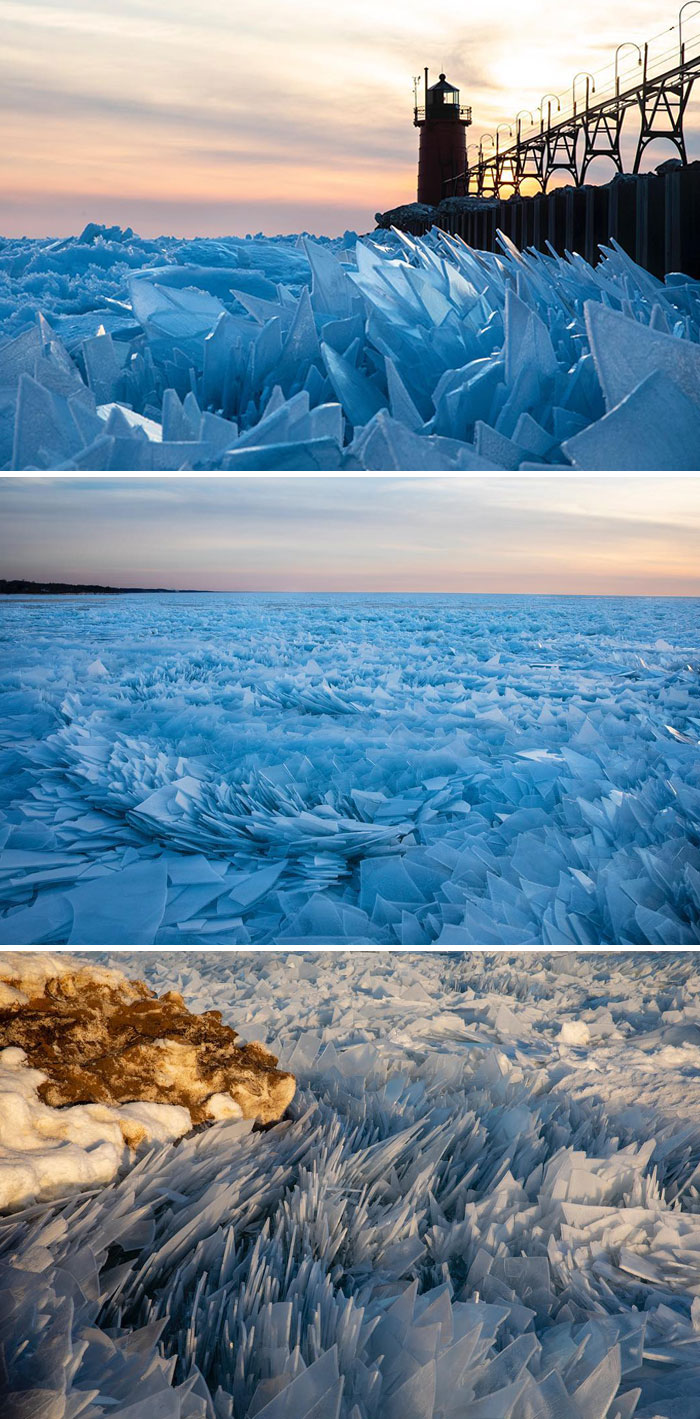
[414,69,471,206]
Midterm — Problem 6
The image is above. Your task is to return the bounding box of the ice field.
[1,222,700,470]
[5,950,700,1419]
[1,592,699,947]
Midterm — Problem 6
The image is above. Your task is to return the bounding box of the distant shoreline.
[0,579,208,596]
[0,581,697,600]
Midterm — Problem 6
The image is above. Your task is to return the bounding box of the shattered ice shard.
[1,226,698,468]
[1,592,697,947]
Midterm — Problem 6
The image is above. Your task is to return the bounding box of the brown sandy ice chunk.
[0,953,295,1126]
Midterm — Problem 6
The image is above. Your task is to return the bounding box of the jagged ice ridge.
[1,222,700,469]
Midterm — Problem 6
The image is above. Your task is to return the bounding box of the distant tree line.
[0,579,186,595]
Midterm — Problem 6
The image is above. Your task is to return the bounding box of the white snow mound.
[0,1043,190,1210]
[559,1020,591,1046]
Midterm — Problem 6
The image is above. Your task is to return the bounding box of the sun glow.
[0,0,698,234]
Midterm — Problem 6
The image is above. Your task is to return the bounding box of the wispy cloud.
[0,0,696,235]
[1,477,698,595]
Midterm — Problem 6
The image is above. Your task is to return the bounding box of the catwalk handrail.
[445,16,700,194]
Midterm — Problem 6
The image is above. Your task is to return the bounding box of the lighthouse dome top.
[414,67,472,129]
[426,73,461,112]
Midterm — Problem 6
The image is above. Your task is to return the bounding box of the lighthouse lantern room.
[414,68,471,206]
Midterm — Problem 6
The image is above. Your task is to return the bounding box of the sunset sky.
[2,0,699,236]
[1,477,699,595]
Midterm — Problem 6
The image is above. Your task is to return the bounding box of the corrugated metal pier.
[397,162,700,278]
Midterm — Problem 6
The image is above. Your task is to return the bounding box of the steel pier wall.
[402,164,700,278]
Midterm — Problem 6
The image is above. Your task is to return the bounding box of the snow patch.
[559,1019,591,1046]
[0,1044,190,1210]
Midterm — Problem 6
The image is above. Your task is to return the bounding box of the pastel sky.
[1,0,699,236]
[1,477,699,595]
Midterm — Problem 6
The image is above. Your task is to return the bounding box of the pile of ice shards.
[1,592,698,947]
[4,949,700,1419]
[1,222,699,470]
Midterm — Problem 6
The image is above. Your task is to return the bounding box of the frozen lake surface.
[4,950,700,1418]
[1,592,699,946]
[1,223,700,470]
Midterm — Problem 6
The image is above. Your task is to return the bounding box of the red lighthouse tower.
[414,69,471,206]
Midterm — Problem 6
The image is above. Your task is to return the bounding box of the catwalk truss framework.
[448,18,700,198]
